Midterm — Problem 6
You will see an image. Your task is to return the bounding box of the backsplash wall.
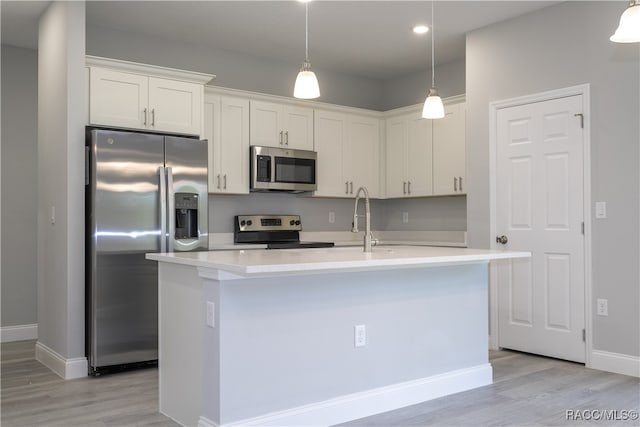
[208,193,467,234]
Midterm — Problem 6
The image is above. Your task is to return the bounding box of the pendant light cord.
[431,1,435,88]
[305,3,310,62]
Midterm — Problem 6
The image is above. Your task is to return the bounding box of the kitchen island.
[146,246,529,427]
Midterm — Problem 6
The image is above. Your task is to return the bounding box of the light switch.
[595,202,606,219]
[206,301,215,328]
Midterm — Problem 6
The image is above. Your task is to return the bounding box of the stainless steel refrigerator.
[85,128,208,375]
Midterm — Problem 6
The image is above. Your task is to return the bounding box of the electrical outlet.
[596,299,608,316]
[354,324,366,347]
[329,211,335,224]
[206,301,215,327]
[402,212,409,224]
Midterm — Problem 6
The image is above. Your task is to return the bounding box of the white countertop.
[146,245,529,278]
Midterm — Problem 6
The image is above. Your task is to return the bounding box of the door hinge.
[574,113,584,129]
[582,329,586,342]
[581,222,585,235]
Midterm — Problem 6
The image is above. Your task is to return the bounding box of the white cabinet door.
[250,100,283,147]
[407,113,433,197]
[385,116,408,198]
[204,95,220,192]
[283,106,314,150]
[314,110,347,197]
[205,94,250,194]
[219,96,250,194]
[89,67,148,130]
[433,102,466,195]
[149,77,202,136]
[250,100,314,150]
[347,115,380,198]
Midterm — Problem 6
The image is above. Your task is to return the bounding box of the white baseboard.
[200,364,492,427]
[590,350,640,378]
[1,323,38,342]
[35,341,88,380]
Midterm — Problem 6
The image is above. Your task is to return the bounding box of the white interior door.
[496,94,585,363]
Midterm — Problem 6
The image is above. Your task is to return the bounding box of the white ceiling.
[1,1,559,81]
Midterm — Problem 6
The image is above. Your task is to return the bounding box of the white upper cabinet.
[433,102,466,195]
[250,100,314,150]
[148,77,203,136]
[385,110,433,198]
[204,93,250,194]
[385,99,464,198]
[347,115,380,197]
[90,68,149,130]
[314,109,380,198]
[87,56,214,136]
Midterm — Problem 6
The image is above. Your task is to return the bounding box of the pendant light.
[422,1,444,119]
[610,0,640,43]
[294,0,320,99]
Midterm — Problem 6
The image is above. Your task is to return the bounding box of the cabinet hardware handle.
[454,177,458,192]
[408,181,412,194]
[279,131,283,145]
[285,131,289,145]
[459,177,463,192]
[143,108,148,126]
[224,174,227,190]
[151,109,155,127]
[496,235,508,245]
[345,181,349,194]
[403,181,407,194]
[217,174,221,189]
[350,182,353,194]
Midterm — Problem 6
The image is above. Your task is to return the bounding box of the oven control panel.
[235,215,302,232]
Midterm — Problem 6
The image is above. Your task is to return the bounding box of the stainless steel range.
[234,214,334,249]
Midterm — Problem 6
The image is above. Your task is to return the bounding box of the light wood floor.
[2,340,638,426]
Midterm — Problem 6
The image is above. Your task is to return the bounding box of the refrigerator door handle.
[166,167,175,252]
[158,166,167,253]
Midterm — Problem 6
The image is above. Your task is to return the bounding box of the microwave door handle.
[166,167,175,252]
[158,166,167,252]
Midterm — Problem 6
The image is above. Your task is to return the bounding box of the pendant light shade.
[423,88,445,119]
[422,2,444,119]
[294,61,320,99]
[610,1,640,43]
[294,2,320,99]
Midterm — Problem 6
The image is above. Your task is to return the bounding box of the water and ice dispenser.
[174,192,199,239]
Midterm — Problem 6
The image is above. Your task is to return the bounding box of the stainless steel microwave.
[250,145,317,192]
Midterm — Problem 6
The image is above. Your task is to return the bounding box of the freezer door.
[87,129,164,370]
[165,136,209,251]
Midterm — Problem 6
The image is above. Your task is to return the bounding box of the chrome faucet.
[351,186,373,253]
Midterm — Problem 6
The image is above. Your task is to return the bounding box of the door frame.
[488,84,592,366]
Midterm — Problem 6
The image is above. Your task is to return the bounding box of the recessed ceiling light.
[412,25,429,35]
[298,0,313,3]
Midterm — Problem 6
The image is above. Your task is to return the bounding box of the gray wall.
[381,59,466,111]
[209,194,467,234]
[466,1,639,356]
[86,25,386,111]
[37,1,86,362]
[1,45,38,327]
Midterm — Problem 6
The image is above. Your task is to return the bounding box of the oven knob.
[247,220,253,226]
[295,220,301,226]
[240,220,246,226]
[290,220,295,226]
